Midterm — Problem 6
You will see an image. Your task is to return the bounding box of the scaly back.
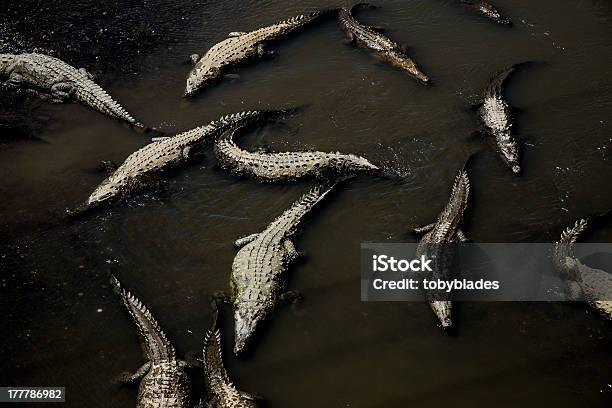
[440,170,470,223]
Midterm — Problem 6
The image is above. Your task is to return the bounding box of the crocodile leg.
[211,291,231,304]
[280,290,302,304]
[189,54,200,66]
[284,239,301,261]
[117,361,151,385]
[182,146,191,160]
[414,223,435,234]
[456,229,469,242]
[50,82,75,102]
[234,233,259,248]
[239,391,264,401]
[100,160,118,175]
[344,32,356,44]
[257,44,276,58]
[78,68,94,80]
[5,72,26,87]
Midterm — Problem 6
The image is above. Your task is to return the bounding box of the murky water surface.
[1,1,611,407]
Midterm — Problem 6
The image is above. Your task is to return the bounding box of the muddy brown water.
[1,0,611,407]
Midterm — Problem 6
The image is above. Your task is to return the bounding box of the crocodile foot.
[100,160,118,175]
[50,82,75,102]
[115,362,151,385]
[210,291,230,305]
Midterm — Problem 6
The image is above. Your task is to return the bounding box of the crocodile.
[459,1,511,25]
[201,310,259,407]
[413,168,470,329]
[184,9,336,97]
[477,64,523,174]
[338,3,430,83]
[110,275,192,407]
[214,125,380,182]
[553,219,612,320]
[84,110,281,210]
[229,181,339,354]
[0,53,142,126]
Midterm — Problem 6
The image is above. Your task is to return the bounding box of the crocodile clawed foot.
[99,160,118,175]
[114,371,138,385]
[280,290,303,310]
[210,291,230,306]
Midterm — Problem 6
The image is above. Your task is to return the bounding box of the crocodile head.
[501,152,521,174]
[479,3,511,26]
[343,155,380,174]
[233,304,265,355]
[87,179,120,207]
[384,50,430,84]
[184,64,220,97]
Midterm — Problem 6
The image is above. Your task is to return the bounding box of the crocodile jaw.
[384,50,430,84]
[86,181,117,207]
[233,307,260,355]
[184,66,218,97]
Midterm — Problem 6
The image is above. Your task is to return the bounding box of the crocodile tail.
[276,8,339,29]
[110,274,176,362]
[553,219,589,271]
[349,2,373,14]
[485,62,528,97]
[212,108,293,136]
[293,180,340,213]
[450,169,470,210]
[74,80,142,127]
[203,327,230,390]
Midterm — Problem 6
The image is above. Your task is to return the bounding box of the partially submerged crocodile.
[338,4,430,83]
[0,53,141,126]
[202,311,260,407]
[459,1,511,25]
[553,219,612,320]
[214,126,380,182]
[230,181,339,354]
[185,10,335,97]
[84,110,281,210]
[477,64,523,174]
[110,275,192,407]
[413,168,470,329]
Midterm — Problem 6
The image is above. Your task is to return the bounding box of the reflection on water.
[1,0,612,407]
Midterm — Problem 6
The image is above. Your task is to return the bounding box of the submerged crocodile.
[553,219,612,320]
[0,53,141,126]
[110,275,191,407]
[202,311,260,407]
[338,4,429,83]
[229,181,339,354]
[413,168,471,329]
[460,1,511,25]
[185,10,335,97]
[84,110,281,210]
[214,126,380,182]
[477,64,523,174]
